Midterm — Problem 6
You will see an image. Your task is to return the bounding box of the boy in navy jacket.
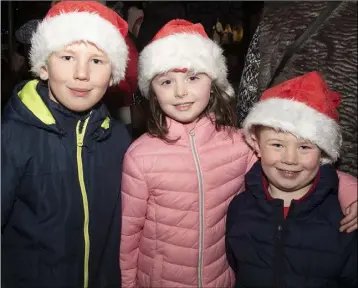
[2,2,131,287]
[226,72,357,287]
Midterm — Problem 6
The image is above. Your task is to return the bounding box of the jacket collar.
[7,80,112,142]
[245,161,339,217]
[165,114,221,147]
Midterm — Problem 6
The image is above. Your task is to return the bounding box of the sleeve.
[336,170,358,211]
[236,23,261,127]
[1,129,23,233]
[245,148,258,175]
[120,152,149,288]
[96,130,132,288]
[236,147,258,195]
[236,136,258,194]
[339,232,357,287]
[225,199,238,273]
[237,130,258,194]
[97,192,122,288]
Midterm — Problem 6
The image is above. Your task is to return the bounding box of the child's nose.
[73,62,90,81]
[282,147,299,165]
[175,83,188,98]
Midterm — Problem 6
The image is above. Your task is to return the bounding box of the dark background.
[1,1,264,109]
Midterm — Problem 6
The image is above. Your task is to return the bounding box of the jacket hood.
[3,80,113,140]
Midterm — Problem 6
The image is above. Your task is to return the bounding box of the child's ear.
[250,133,262,158]
[39,65,49,81]
[109,77,114,87]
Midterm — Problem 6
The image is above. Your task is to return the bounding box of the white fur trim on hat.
[243,98,342,164]
[138,33,234,99]
[30,12,128,84]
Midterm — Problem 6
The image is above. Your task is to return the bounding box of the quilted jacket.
[120,116,358,288]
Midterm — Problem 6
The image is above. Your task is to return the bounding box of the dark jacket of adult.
[226,162,357,288]
[237,1,357,177]
[1,80,131,288]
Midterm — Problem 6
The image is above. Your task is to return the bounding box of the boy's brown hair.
[147,83,238,142]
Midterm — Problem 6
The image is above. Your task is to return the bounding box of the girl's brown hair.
[147,83,238,142]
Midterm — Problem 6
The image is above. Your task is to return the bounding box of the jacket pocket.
[150,254,163,288]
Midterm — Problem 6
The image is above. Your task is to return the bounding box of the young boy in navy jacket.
[226,72,357,287]
[2,2,131,287]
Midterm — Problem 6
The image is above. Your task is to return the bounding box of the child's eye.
[92,59,103,64]
[61,56,73,61]
[271,143,283,148]
[161,80,171,86]
[299,145,311,150]
[189,76,199,81]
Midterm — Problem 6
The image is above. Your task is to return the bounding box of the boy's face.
[151,71,212,124]
[40,42,113,112]
[251,127,321,194]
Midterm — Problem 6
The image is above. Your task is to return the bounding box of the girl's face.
[151,70,212,124]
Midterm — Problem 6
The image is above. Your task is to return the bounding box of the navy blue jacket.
[226,162,357,288]
[1,80,131,288]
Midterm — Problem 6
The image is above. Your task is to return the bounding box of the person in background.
[120,20,358,288]
[103,34,139,135]
[14,19,40,81]
[237,1,357,177]
[212,17,223,44]
[221,23,232,45]
[127,5,144,38]
[103,1,145,138]
[232,21,243,43]
[1,18,42,108]
[227,72,357,287]
[2,2,131,287]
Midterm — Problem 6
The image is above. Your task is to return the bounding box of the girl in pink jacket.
[120,19,358,288]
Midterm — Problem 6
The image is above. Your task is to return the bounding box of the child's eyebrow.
[58,50,107,59]
[297,140,313,145]
[60,49,75,54]
[266,138,283,142]
[91,54,106,58]
[155,73,170,79]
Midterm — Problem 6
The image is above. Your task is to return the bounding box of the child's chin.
[61,100,94,113]
[175,116,198,124]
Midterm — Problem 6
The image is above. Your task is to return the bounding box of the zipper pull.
[78,119,85,134]
[189,130,195,137]
[76,120,86,147]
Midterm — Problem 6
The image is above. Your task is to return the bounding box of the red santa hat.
[30,1,129,84]
[243,71,342,164]
[138,19,234,99]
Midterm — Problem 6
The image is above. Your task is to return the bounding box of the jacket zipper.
[189,130,204,288]
[274,202,286,288]
[76,117,91,288]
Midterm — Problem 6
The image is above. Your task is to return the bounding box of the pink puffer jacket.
[120,117,357,288]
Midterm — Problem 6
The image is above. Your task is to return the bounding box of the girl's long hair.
[147,83,238,143]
